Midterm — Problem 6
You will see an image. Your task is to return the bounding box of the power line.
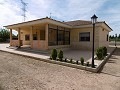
[20,0,28,21]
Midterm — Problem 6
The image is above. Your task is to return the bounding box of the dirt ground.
[0,48,120,90]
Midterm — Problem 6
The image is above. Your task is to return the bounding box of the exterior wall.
[31,24,48,50]
[11,40,19,47]
[98,27,109,47]
[49,45,70,50]
[70,27,100,50]
[32,40,48,50]
[20,30,30,45]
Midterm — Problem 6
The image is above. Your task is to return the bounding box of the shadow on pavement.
[0,86,4,90]
[101,72,120,77]
[98,47,120,77]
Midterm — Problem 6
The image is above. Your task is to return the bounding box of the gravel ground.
[0,49,120,90]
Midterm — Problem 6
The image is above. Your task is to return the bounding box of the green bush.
[102,46,107,56]
[96,47,104,60]
[0,38,5,42]
[58,50,63,61]
[65,58,67,62]
[0,29,10,41]
[80,57,84,65]
[70,58,73,63]
[76,60,79,64]
[86,62,89,66]
[51,49,57,60]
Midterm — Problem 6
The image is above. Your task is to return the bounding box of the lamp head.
[91,14,98,24]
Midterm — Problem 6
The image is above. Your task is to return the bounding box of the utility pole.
[21,0,27,21]
[50,13,52,18]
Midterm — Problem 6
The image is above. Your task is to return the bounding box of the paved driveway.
[0,43,116,63]
[64,49,92,61]
[101,47,120,77]
[0,43,92,61]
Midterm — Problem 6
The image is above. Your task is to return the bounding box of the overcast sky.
[0,0,120,35]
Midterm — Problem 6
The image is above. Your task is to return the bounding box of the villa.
[4,17,112,50]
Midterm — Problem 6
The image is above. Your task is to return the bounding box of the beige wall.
[98,27,109,47]
[20,26,45,45]
[70,26,109,50]
[20,29,30,45]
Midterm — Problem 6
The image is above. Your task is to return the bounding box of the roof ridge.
[65,20,91,22]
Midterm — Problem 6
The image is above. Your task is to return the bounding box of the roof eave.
[71,22,112,32]
[4,18,72,29]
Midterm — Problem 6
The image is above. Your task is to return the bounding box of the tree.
[0,28,10,42]
[118,34,120,39]
[112,35,114,39]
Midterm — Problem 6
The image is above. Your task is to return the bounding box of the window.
[107,34,109,41]
[48,24,70,46]
[40,30,45,40]
[33,34,37,40]
[58,30,64,45]
[25,34,30,41]
[48,29,57,46]
[58,30,64,41]
[79,32,90,41]
[65,31,70,45]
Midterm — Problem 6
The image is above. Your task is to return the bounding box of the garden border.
[0,47,116,73]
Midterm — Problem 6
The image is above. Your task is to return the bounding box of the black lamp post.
[115,34,117,46]
[91,14,98,68]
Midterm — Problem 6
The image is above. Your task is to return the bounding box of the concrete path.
[101,47,120,77]
[0,43,116,65]
[0,43,93,61]
[0,43,49,60]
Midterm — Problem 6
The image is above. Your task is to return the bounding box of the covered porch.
[8,22,71,50]
[9,23,49,50]
[5,18,71,50]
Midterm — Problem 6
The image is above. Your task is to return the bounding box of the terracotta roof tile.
[64,20,104,26]
[64,20,92,26]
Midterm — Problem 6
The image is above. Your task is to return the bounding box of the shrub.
[86,62,89,66]
[96,51,104,60]
[80,57,84,65]
[96,47,104,60]
[0,38,4,42]
[102,46,107,56]
[76,60,79,64]
[64,58,67,62]
[58,50,63,61]
[51,49,57,60]
[70,58,73,63]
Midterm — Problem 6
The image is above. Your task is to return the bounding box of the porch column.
[30,26,33,48]
[10,29,12,46]
[45,24,48,49]
[18,28,21,47]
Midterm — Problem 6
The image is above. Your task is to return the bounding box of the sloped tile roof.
[64,20,92,26]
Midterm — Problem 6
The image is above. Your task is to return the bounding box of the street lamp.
[91,14,98,68]
[115,34,117,46]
